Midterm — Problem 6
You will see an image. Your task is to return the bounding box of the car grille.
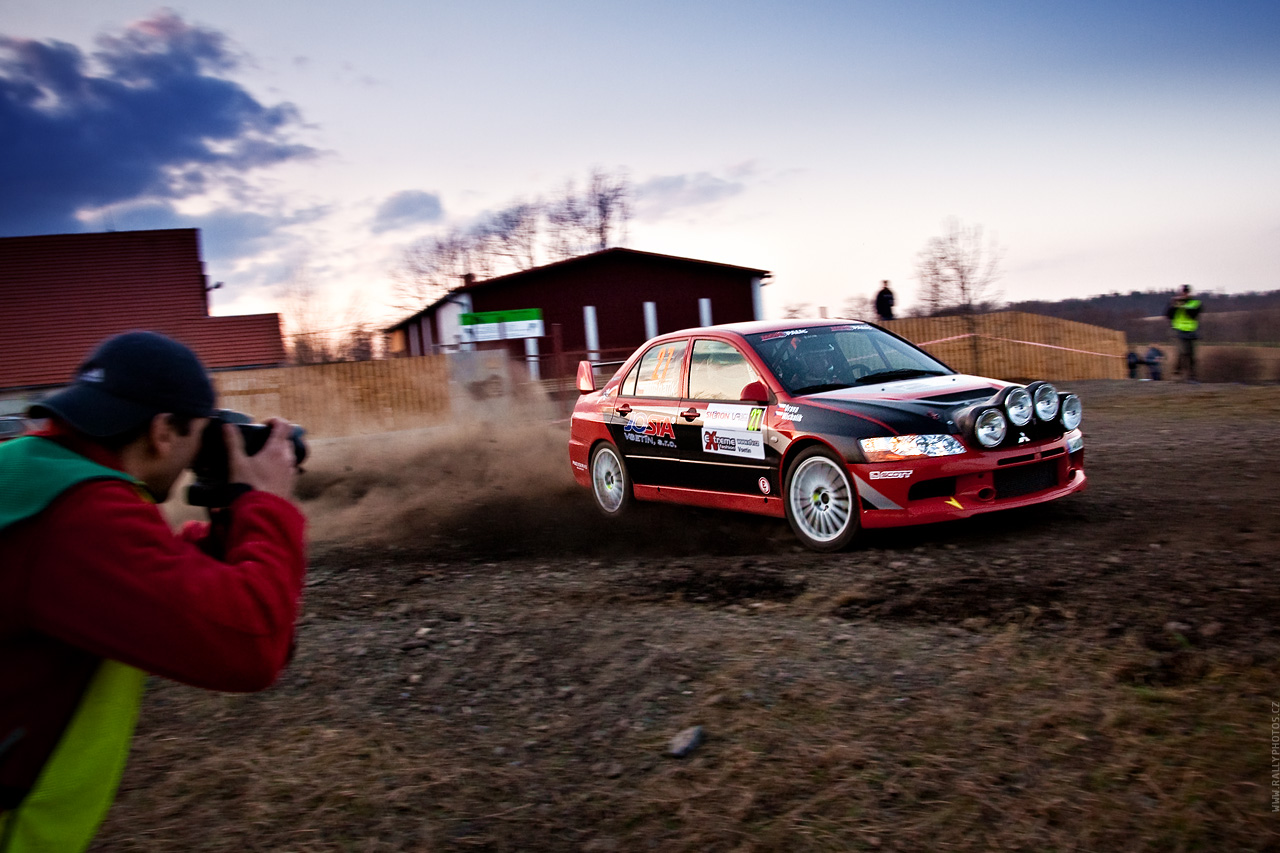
[908,477,956,501]
[993,460,1059,498]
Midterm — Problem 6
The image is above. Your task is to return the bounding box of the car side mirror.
[739,380,770,403]
[576,360,597,393]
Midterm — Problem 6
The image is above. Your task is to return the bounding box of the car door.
[676,338,780,497]
[604,338,689,487]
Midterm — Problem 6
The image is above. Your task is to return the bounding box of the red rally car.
[568,319,1085,552]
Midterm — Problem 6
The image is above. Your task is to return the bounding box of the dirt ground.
[96,381,1279,852]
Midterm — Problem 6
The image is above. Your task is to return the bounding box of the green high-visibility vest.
[1171,299,1202,333]
[0,437,146,853]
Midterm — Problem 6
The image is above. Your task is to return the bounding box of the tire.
[589,443,632,518]
[784,446,859,552]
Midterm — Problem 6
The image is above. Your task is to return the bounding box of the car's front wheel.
[784,446,858,551]
[589,443,632,517]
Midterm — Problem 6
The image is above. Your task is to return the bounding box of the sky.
[2,0,1278,334]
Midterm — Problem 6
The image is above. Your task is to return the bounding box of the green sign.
[459,309,542,326]
[458,308,544,342]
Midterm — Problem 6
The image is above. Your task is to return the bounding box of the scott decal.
[869,470,913,480]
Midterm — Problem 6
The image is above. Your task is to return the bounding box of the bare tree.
[586,167,630,252]
[782,302,813,319]
[281,269,335,365]
[915,218,1005,373]
[334,323,378,362]
[393,229,477,312]
[841,294,874,320]
[484,201,542,270]
[545,167,631,260]
[545,180,591,261]
[394,167,632,311]
[914,218,1004,316]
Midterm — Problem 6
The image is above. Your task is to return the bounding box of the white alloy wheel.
[784,447,858,551]
[590,443,631,517]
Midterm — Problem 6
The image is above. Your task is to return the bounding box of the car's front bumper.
[852,430,1086,528]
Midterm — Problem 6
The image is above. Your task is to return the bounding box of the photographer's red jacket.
[0,435,307,814]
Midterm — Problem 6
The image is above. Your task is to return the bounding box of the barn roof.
[0,229,286,390]
[387,247,771,332]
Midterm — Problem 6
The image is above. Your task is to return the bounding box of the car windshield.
[744,324,952,395]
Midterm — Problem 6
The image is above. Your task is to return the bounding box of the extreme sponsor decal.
[775,403,804,423]
[624,412,677,448]
[869,470,912,480]
[702,428,765,459]
[704,403,765,431]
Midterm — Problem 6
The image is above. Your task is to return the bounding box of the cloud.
[0,11,316,237]
[104,199,329,265]
[632,170,749,221]
[370,190,444,234]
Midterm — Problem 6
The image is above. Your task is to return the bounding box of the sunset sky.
[3,1,1278,333]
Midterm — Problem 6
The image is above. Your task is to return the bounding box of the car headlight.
[1031,382,1059,421]
[1060,394,1082,430]
[1004,387,1033,427]
[860,434,967,462]
[1065,428,1084,453]
[974,408,1008,448]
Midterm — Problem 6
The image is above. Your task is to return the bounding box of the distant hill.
[1001,289,1280,344]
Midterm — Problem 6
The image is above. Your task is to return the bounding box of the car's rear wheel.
[784,446,858,551]
[590,443,631,517]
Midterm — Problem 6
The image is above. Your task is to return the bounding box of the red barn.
[0,229,286,404]
[387,247,770,372]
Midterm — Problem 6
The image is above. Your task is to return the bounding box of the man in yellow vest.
[1166,284,1203,382]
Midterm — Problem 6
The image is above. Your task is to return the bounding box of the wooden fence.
[206,314,1127,438]
[212,354,454,439]
[883,311,1127,381]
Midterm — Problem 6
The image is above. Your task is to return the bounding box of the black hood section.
[799,396,969,439]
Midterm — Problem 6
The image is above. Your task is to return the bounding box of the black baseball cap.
[30,331,216,437]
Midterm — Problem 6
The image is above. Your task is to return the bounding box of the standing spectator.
[1166,284,1203,382]
[1126,350,1141,379]
[1145,344,1165,381]
[875,280,895,321]
[0,331,307,852]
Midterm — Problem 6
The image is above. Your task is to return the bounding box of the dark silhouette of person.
[1145,345,1164,381]
[875,280,895,321]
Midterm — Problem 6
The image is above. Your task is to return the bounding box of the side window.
[687,339,759,400]
[620,363,639,396]
[628,340,687,398]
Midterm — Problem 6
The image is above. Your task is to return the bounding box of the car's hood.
[806,373,1005,404]
[792,374,1007,436]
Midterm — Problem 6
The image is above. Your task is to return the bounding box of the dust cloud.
[295,395,580,549]
[168,393,796,560]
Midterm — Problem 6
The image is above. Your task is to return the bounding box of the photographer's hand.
[225,418,298,500]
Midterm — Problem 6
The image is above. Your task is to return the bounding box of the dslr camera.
[187,409,308,508]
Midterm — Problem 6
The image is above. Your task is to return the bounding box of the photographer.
[0,331,306,852]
